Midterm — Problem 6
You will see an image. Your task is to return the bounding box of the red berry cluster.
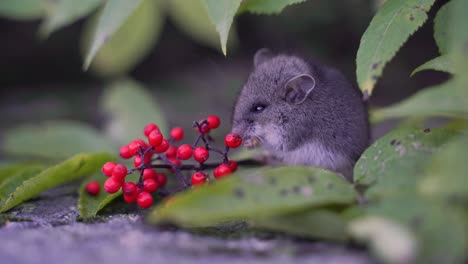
[88,115,243,209]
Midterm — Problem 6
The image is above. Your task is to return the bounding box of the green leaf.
[167,0,222,51]
[39,0,102,38]
[239,0,307,14]
[447,0,468,82]
[361,196,467,264]
[0,163,43,184]
[148,166,356,226]
[83,0,163,77]
[2,121,115,161]
[0,152,114,213]
[356,0,436,96]
[202,0,242,55]
[0,165,45,201]
[354,127,459,199]
[411,55,454,76]
[78,171,138,219]
[101,79,168,146]
[419,133,468,202]
[251,209,347,241]
[433,0,450,54]
[371,81,468,123]
[83,0,143,70]
[0,0,44,20]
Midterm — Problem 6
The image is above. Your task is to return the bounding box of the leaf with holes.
[2,121,115,161]
[202,0,242,55]
[0,0,44,20]
[411,55,454,76]
[356,0,436,96]
[147,166,356,227]
[101,79,168,146]
[83,0,143,70]
[239,0,308,14]
[39,0,102,38]
[78,171,138,219]
[251,209,347,241]
[0,152,113,213]
[371,81,468,123]
[354,127,459,200]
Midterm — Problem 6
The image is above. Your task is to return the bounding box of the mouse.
[231,49,370,181]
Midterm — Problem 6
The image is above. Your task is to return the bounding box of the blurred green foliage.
[1,0,468,263]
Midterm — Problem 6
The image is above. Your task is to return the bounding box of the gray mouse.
[231,49,370,181]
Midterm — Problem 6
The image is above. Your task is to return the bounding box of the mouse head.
[231,49,316,152]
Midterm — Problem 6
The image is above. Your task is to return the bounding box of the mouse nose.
[231,120,248,137]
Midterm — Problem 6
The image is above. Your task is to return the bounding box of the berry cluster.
[86,115,243,209]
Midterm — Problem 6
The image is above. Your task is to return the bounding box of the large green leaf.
[83,0,143,70]
[0,0,44,20]
[419,133,468,201]
[148,166,356,226]
[101,79,168,146]
[354,127,459,199]
[239,0,307,14]
[202,0,242,55]
[0,163,43,183]
[167,0,221,51]
[0,152,113,213]
[411,55,454,76]
[2,121,115,161]
[447,0,468,83]
[251,209,347,241]
[433,0,450,54]
[78,171,138,219]
[356,0,436,96]
[83,0,163,77]
[360,196,467,264]
[371,81,468,123]
[0,165,45,201]
[39,0,102,38]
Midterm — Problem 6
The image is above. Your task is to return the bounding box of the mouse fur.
[231,49,370,181]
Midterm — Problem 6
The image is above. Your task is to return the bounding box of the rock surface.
[0,186,375,264]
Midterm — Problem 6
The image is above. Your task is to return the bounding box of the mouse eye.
[251,103,267,113]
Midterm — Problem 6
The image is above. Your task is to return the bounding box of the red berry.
[124,194,138,204]
[144,178,159,193]
[112,164,128,181]
[196,121,211,134]
[119,145,133,159]
[102,162,116,177]
[122,182,139,203]
[206,115,221,129]
[85,181,100,196]
[213,164,232,178]
[144,123,159,137]
[143,169,158,180]
[224,133,243,148]
[137,192,154,209]
[193,147,209,163]
[165,146,178,159]
[228,160,238,172]
[122,182,138,196]
[154,139,170,153]
[177,144,193,160]
[148,130,163,147]
[129,139,146,155]
[155,173,167,186]
[170,127,184,141]
[104,177,122,193]
[133,153,151,167]
[191,171,207,186]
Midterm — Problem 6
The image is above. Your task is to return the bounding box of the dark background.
[0,0,449,140]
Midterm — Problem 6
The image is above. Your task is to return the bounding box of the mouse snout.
[231,120,261,149]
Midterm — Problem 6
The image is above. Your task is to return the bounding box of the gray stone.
[0,186,375,264]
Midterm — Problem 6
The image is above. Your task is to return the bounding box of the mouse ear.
[283,74,316,105]
[254,48,273,67]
